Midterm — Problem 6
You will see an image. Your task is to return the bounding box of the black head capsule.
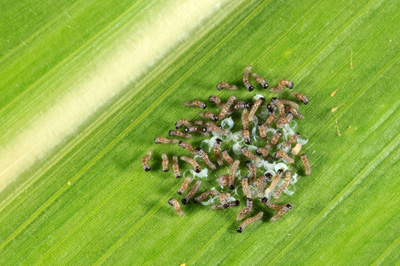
[266,103,275,114]
[265,172,273,182]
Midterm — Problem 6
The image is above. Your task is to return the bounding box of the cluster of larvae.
[141,65,311,233]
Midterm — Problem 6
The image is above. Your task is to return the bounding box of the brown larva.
[282,133,300,149]
[222,149,235,165]
[241,177,252,199]
[251,72,269,89]
[291,91,309,105]
[234,101,252,110]
[265,169,284,194]
[180,156,201,173]
[219,193,231,207]
[256,173,272,198]
[204,122,229,135]
[211,200,240,210]
[256,146,269,159]
[271,97,286,116]
[280,99,299,109]
[162,153,169,172]
[243,65,254,91]
[169,130,193,139]
[269,79,294,93]
[276,112,293,128]
[291,142,303,155]
[245,161,257,184]
[184,100,207,109]
[177,176,192,195]
[195,147,217,170]
[261,111,276,128]
[194,189,220,203]
[175,119,193,129]
[236,198,253,221]
[228,160,240,190]
[199,112,219,121]
[276,150,294,164]
[154,137,179,145]
[261,197,289,210]
[242,129,251,145]
[241,147,262,164]
[248,97,265,122]
[270,131,282,145]
[213,138,224,166]
[178,141,197,155]
[258,125,268,142]
[218,95,236,120]
[184,126,205,134]
[242,109,249,130]
[286,106,305,119]
[301,153,311,176]
[208,95,224,107]
[274,170,291,199]
[236,211,263,233]
[172,155,181,178]
[182,180,202,205]
[217,82,238,91]
[141,150,152,172]
[270,203,292,222]
[217,174,229,187]
[168,198,184,217]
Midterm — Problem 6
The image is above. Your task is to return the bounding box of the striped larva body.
[291,143,303,155]
[213,138,223,166]
[276,112,293,128]
[178,141,197,155]
[270,131,282,145]
[269,80,294,93]
[193,120,205,126]
[204,122,229,135]
[242,109,249,130]
[219,193,231,207]
[286,106,305,119]
[168,198,184,217]
[301,153,311,176]
[245,161,257,184]
[276,150,294,164]
[141,150,152,172]
[217,174,229,187]
[274,170,291,199]
[222,149,235,165]
[248,97,265,122]
[196,147,217,170]
[184,126,207,135]
[262,197,288,210]
[242,129,251,145]
[251,72,269,89]
[217,82,238,91]
[291,91,309,105]
[175,119,192,129]
[243,65,254,91]
[218,95,236,120]
[280,99,299,109]
[172,156,181,178]
[154,137,179,145]
[272,98,286,116]
[241,147,262,164]
[283,133,300,149]
[256,147,269,159]
[258,125,268,142]
[270,203,292,222]
[237,211,263,233]
[211,200,240,210]
[228,160,240,190]
[182,180,202,205]
[265,169,284,194]
[236,198,253,221]
[178,176,192,195]
[169,130,193,139]
[262,112,276,128]
[208,95,224,107]
[199,112,219,122]
[180,156,201,173]
[162,153,169,172]
[241,177,252,198]
[234,101,252,110]
[184,100,207,109]
[194,189,220,203]
[256,173,272,198]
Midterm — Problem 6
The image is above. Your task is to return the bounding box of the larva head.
[181,198,188,205]
[168,130,174,136]
[286,203,292,209]
[195,167,201,173]
[271,97,278,104]
[245,161,252,167]
[262,82,269,89]
[265,172,273,181]
[144,166,150,172]
[234,200,240,206]
[259,97,266,104]
[202,127,208,133]
[287,81,294,89]
[200,103,207,109]
[277,169,284,175]
[184,127,190,133]
[236,227,243,233]
[229,185,235,190]
[168,199,174,206]
[261,197,268,203]
[244,138,251,145]
[212,115,219,122]
[266,104,274,113]
[248,85,254,92]
[216,138,222,145]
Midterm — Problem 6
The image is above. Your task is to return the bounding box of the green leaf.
[1,0,399,265]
